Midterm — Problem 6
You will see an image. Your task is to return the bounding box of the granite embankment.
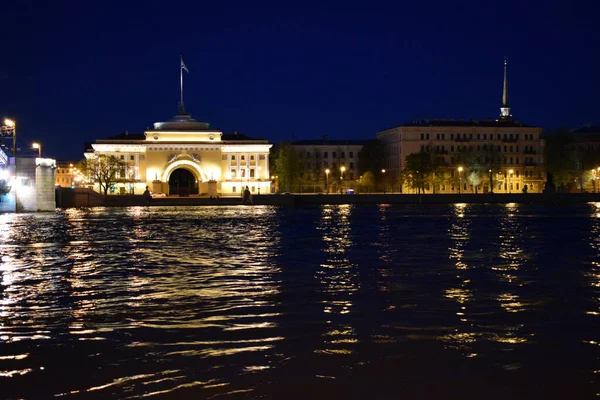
[56,187,600,208]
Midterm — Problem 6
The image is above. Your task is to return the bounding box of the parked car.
[151,192,166,198]
[345,189,355,195]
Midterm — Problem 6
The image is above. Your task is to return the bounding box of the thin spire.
[179,56,190,115]
[502,56,508,107]
[499,56,512,119]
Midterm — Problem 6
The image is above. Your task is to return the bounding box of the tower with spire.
[499,56,512,120]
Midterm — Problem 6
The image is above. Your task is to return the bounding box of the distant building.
[291,138,367,190]
[85,108,272,196]
[377,58,545,193]
[55,161,81,188]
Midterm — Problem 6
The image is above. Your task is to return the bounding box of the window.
[510,146,513,152]
[426,134,430,139]
[341,152,345,158]
[504,146,507,152]
[484,134,487,140]
[307,152,310,157]
[442,134,445,140]
[333,152,337,158]
[469,134,473,139]
[477,134,481,140]
[436,134,440,140]
[350,162,354,168]
[349,151,353,158]
[421,133,424,140]
[250,169,255,178]
[451,145,454,152]
[130,155,135,161]
[232,155,236,160]
[241,155,245,160]
[498,134,501,140]
[251,155,255,160]
[231,168,236,176]
[451,134,454,140]
[233,187,236,193]
[120,155,125,160]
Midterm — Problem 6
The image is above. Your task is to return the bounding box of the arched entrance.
[168,168,198,196]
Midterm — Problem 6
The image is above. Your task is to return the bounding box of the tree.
[272,142,301,192]
[80,155,126,195]
[545,127,576,191]
[357,139,384,180]
[402,152,433,194]
[357,171,375,193]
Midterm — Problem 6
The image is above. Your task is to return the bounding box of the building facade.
[85,111,272,196]
[377,58,545,193]
[55,162,82,188]
[292,138,366,191]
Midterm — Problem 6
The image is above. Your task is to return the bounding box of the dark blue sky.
[2,0,599,160]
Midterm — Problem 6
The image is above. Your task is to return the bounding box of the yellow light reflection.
[315,204,358,359]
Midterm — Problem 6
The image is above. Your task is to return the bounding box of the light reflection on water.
[0,204,599,398]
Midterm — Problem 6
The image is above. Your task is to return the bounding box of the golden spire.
[502,56,508,107]
[499,56,512,119]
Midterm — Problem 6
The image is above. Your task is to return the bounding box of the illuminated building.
[377,58,545,193]
[85,109,272,196]
[55,161,81,188]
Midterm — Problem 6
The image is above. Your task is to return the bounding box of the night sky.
[2,0,599,160]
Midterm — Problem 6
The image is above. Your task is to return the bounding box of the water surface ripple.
[0,204,599,398]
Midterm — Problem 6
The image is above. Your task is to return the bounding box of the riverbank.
[55,187,600,208]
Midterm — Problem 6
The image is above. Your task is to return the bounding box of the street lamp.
[3,119,16,158]
[381,169,386,194]
[489,169,493,193]
[508,169,514,193]
[32,142,41,158]
[457,166,463,194]
[325,168,330,194]
[340,166,346,194]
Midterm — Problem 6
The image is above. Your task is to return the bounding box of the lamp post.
[381,169,386,194]
[489,169,493,193]
[340,166,346,194]
[32,142,41,158]
[325,168,330,194]
[457,166,463,194]
[3,119,16,158]
[509,169,514,193]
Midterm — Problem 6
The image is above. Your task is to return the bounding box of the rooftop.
[385,118,536,129]
[571,125,600,134]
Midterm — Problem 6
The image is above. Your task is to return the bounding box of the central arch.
[168,168,198,196]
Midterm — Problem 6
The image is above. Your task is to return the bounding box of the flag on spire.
[181,58,189,73]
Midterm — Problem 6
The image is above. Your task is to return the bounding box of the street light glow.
[458,166,463,172]
[32,142,41,157]
[4,119,15,127]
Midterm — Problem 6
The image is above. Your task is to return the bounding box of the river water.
[0,204,599,398]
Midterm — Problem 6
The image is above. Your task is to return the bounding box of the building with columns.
[377,58,545,193]
[85,109,272,196]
